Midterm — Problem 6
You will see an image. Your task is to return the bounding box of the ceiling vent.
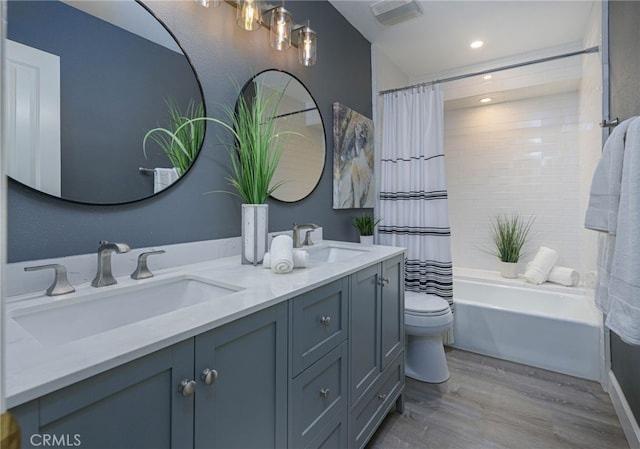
[370,0,423,26]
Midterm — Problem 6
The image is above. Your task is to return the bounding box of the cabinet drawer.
[290,342,348,449]
[291,278,348,376]
[350,353,404,449]
[306,408,348,449]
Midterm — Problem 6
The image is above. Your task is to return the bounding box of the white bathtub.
[451,270,603,381]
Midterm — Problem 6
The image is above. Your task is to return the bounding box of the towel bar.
[600,118,619,128]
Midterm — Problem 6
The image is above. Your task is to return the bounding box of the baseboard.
[609,370,640,449]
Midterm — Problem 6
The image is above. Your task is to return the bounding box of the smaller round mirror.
[244,70,325,202]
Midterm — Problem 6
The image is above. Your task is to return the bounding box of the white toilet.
[404,291,454,383]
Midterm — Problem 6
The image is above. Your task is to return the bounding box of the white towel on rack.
[605,118,640,345]
[585,117,637,233]
[153,168,179,193]
[269,235,294,274]
[523,247,559,285]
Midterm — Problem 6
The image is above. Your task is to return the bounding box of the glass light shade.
[270,6,293,51]
[237,0,262,31]
[196,0,220,7]
[297,26,317,66]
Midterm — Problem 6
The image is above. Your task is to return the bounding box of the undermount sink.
[307,244,370,263]
[11,275,243,346]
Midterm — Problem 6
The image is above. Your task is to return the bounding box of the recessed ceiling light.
[480,97,492,103]
[483,74,492,80]
[470,40,484,49]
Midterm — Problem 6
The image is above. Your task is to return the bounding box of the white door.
[6,39,61,196]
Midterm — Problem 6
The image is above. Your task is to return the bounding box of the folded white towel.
[547,266,580,287]
[270,235,294,274]
[153,167,179,193]
[524,247,559,285]
[263,250,309,269]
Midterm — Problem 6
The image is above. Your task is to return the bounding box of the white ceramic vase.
[360,235,374,246]
[499,261,518,278]
[242,204,268,265]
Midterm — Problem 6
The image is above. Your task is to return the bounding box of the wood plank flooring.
[366,348,629,449]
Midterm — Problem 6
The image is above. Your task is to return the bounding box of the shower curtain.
[378,85,454,341]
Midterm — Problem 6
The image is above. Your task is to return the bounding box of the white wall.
[445,90,582,273]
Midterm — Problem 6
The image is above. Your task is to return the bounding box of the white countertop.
[5,240,404,408]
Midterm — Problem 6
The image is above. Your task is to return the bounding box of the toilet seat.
[405,292,450,317]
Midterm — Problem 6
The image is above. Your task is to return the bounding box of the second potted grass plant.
[353,213,382,245]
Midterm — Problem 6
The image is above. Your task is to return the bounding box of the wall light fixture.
[195,0,317,66]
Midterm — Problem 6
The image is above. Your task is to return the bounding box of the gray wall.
[609,0,640,425]
[7,0,372,262]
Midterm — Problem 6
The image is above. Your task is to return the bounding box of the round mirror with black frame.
[5,0,205,205]
[243,70,326,203]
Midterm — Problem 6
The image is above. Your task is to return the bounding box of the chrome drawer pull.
[378,393,387,401]
[178,379,196,397]
[319,388,330,398]
[200,368,218,385]
[320,316,331,326]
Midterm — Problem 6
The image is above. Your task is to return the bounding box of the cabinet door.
[194,303,287,449]
[380,255,404,369]
[11,339,195,449]
[349,263,381,407]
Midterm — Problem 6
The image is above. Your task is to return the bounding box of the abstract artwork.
[332,102,374,209]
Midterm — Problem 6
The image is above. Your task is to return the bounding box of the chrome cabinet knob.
[378,277,390,286]
[200,368,218,385]
[319,388,330,398]
[178,379,197,397]
[378,393,387,400]
[320,316,331,327]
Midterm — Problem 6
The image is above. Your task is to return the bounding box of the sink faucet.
[292,223,319,248]
[92,241,131,287]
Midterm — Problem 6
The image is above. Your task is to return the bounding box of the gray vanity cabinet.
[11,338,195,449]
[194,302,288,449]
[10,303,287,449]
[349,255,405,449]
[289,278,349,449]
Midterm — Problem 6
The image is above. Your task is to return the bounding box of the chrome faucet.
[92,241,131,287]
[292,223,319,248]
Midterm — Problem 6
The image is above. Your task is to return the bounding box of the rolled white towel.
[547,266,580,287]
[263,249,308,269]
[526,262,580,287]
[270,235,294,274]
[524,247,559,284]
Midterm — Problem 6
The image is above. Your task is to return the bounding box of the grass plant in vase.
[487,213,535,278]
[211,80,293,265]
[353,213,382,245]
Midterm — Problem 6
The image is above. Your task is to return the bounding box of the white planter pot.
[359,235,374,246]
[242,204,268,265]
[499,261,518,278]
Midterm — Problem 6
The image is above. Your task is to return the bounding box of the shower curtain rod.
[378,46,599,96]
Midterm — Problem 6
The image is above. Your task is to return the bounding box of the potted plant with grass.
[487,213,535,278]
[353,213,382,245]
[143,98,205,176]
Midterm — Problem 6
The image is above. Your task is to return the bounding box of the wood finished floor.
[366,348,629,449]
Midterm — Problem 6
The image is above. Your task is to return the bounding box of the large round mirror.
[244,70,326,202]
[6,0,204,204]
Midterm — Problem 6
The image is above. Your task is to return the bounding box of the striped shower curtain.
[377,85,453,340]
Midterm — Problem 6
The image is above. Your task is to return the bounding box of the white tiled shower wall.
[443,1,602,279]
[445,91,584,273]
